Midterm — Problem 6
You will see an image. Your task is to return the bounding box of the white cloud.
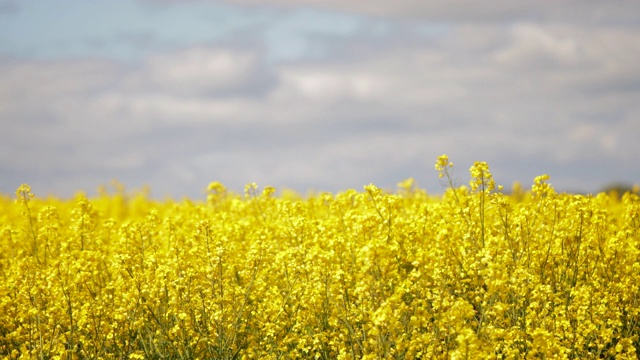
[0,59,120,114]
[124,47,262,96]
[215,0,640,23]
[569,123,597,143]
[273,64,464,106]
[494,23,581,67]
[276,70,381,102]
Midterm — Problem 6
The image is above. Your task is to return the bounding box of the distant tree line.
[599,182,639,199]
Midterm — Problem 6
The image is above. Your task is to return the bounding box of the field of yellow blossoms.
[1,155,639,359]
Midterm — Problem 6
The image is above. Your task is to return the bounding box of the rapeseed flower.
[0,158,638,358]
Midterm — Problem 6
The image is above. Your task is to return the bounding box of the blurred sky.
[1,0,639,199]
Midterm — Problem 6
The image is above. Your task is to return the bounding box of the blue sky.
[0,1,378,62]
[1,0,639,198]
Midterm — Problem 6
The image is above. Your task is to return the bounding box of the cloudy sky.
[1,0,639,199]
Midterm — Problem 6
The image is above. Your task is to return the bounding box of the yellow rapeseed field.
[1,155,639,359]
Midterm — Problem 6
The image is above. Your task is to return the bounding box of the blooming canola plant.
[1,156,639,359]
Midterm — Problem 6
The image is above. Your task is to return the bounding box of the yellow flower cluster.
[1,157,639,359]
